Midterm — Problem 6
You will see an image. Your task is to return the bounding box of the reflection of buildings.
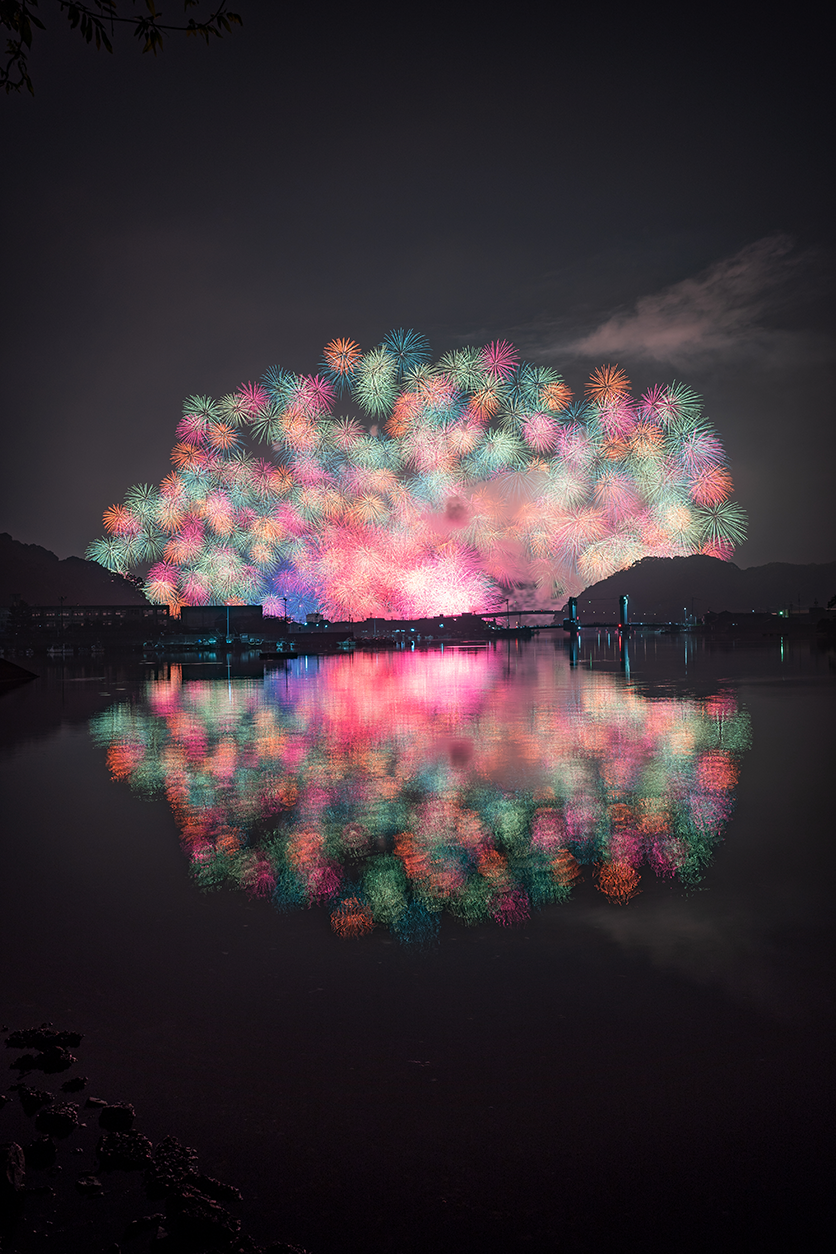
[90,650,751,940]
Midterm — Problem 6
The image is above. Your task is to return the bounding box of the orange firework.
[688,465,733,505]
[540,380,573,412]
[629,420,665,458]
[206,420,239,451]
[102,503,140,536]
[386,390,421,436]
[170,442,205,472]
[470,376,504,418]
[586,364,631,405]
[322,337,362,378]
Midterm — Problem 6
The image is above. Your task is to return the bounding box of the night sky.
[2,4,834,569]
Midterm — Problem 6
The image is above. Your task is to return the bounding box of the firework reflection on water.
[89,645,750,943]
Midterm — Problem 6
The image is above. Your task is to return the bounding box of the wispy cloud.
[540,235,825,368]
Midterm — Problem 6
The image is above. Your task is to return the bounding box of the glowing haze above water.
[87,331,747,618]
[90,646,751,943]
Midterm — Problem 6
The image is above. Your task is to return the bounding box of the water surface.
[1,635,833,1251]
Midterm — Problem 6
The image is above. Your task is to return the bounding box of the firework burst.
[88,330,746,614]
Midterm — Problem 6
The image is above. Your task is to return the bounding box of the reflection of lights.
[596,861,641,904]
[90,650,751,941]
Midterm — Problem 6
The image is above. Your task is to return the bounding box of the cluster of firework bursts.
[87,331,747,616]
[89,652,751,941]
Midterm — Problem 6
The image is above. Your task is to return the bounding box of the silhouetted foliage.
[6,598,32,638]
[2,0,242,95]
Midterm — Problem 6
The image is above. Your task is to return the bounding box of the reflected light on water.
[89,649,751,941]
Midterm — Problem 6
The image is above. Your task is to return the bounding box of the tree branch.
[2,0,243,93]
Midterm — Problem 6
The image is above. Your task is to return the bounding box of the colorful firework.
[87,331,746,614]
[89,648,751,940]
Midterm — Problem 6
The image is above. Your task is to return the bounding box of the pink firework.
[520,412,561,452]
[298,374,336,416]
[677,429,725,473]
[181,571,212,604]
[202,491,235,535]
[481,339,519,380]
[235,382,269,417]
[700,537,735,560]
[146,562,180,598]
[640,383,669,420]
[176,414,210,446]
[556,422,596,466]
[598,396,638,439]
[292,455,332,486]
[164,519,205,564]
[594,471,640,523]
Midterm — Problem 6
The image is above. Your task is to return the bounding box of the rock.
[96,1130,153,1171]
[123,1212,164,1236]
[61,1076,87,1092]
[15,1085,54,1116]
[24,1136,57,1169]
[5,1027,83,1051]
[75,1173,104,1195]
[194,1173,243,1204]
[99,1102,135,1131]
[230,1238,261,1254]
[1,1142,25,1198]
[85,1096,108,1108]
[35,1102,79,1137]
[11,1046,77,1073]
[165,1186,241,1250]
[144,1134,199,1197]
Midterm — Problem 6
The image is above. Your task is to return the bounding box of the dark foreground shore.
[0,1024,306,1254]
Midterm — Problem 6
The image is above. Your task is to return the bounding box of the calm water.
[1,635,834,1252]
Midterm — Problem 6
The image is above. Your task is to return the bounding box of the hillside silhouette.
[0,533,147,606]
[2,536,835,621]
[572,555,836,623]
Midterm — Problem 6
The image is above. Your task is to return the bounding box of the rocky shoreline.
[0,1025,307,1254]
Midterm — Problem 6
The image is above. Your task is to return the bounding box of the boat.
[260,642,298,659]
